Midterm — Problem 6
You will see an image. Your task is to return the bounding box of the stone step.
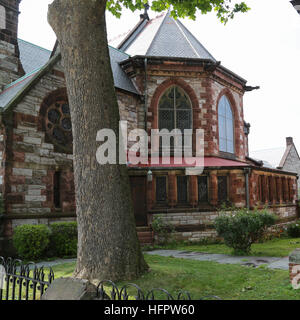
[137,228,153,245]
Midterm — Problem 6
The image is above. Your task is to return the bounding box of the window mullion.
[174,87,177,129]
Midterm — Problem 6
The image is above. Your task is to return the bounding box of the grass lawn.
[51,254,300,300]
[161,237,300,257]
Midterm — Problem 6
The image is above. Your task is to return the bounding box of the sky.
[18,0,300,155]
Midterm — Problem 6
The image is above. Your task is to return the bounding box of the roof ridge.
[172,18,200,58]
[18,38,51,53]
[145,12,168,56]
[175,19,216,61]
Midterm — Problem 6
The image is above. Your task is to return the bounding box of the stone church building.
[0,1,298,254]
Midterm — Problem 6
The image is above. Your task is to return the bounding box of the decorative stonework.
[39,88,72,154]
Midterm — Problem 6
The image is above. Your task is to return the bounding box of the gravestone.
[41,277,97,300]
[289,248,300,289]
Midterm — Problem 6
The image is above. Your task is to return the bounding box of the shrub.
[13,224,51,260]
[49,222,77,257]
[151,216,176,245]
[287,222,300,238]
[215,208,276,255]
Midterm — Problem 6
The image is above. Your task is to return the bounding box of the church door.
[129,176,148,226]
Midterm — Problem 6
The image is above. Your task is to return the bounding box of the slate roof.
[0,41,139,108]
[108,46,139,94]
[18,39,52,74]
[116,12,216,61]
[1,11,218,108]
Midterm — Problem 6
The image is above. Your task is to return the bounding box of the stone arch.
[39,87,72,154]
[216,87,242,157]
[149,78,199,132]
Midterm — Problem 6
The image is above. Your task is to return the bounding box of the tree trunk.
[48,0,148,281]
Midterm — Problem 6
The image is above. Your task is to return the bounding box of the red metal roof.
[203,157,248,167]
[128,156,248,168]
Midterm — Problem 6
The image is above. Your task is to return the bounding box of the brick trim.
[149,77,199,131]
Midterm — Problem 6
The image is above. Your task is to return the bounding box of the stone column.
[263,175,269,205]
[269,176,276,205]
[289,249,300,289]
[288,178,294,203]
[276,176,282,204]
[248,172,255,208]
[147,178,154,210]
[209,171,218,206]
[229,172,236,204]
[168,172,176,208]
[189,175,198,207]
[283,177,289,203]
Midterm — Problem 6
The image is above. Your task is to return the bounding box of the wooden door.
[130,176,147,226]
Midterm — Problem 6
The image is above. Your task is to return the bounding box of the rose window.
[45,100,73,152]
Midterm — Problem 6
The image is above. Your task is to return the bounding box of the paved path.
[32,251,289,271]
[34,258,76,269]
[145,250,289,270]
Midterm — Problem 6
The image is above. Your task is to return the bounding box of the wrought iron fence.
[0,257,221,300]
[96,280,222,300]
[0,256,54,300]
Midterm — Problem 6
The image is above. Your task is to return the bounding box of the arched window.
[218,95,234,153]
[158,86,192,132]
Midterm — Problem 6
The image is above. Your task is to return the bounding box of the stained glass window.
[159,86,192,150]
[198,176,208,203]
[45,100,72,152]
[177,176,188,204]
[218,176,228,204]
[156,176,167,204]
[218,96,234,153]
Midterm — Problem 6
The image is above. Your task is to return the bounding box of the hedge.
[13,222,78,260]
[13,224,51,260]
[49,222,78,257]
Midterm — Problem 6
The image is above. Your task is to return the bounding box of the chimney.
[0,0,24,90]
[286,137,294,146]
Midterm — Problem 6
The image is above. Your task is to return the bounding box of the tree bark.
[48,0,148,281]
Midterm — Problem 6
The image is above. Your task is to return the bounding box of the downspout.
[244,168,251,209]
[144,58,148,133]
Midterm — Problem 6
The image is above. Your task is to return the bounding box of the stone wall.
[249,169,298,208]
[154,205,298,242]
[116,89,143,149]
[0,0,23,89]
[3,61,74,217]
[133,61,247,161]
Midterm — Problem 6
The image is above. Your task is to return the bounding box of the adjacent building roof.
[113,11,216,61]
[250,147,286,169]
